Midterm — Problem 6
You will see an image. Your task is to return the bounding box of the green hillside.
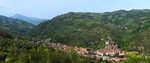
[29,10,150,51]
[0,15,35,35]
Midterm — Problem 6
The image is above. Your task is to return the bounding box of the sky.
[0,0,150,19]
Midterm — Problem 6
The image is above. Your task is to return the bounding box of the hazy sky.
[0,0,150,18]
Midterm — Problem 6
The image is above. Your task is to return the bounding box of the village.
[74,40,126,62]
[32,37,127,62]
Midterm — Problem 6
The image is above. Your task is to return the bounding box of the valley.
[0,9,150,63]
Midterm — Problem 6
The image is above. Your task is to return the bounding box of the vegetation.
[0,31,150,63]
[29,10,150,51]
[0,9,150,63]
[0,31,111,63]
[0,15,35,35]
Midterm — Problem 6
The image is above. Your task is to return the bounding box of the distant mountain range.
[11,14,44,25]
[0,15,35,35]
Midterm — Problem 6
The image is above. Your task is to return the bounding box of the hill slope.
[0,15,35,35]
[29,12,106,49]
[29,10,150,51]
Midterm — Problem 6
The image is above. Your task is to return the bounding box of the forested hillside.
[0,30,113,63]
[29,10,150,51]
[0,15,35,35]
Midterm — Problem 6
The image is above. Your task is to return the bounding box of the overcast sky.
[0,0,150,18]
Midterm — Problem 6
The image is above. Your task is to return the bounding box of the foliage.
[29,10,150,51]
[0,15,35,36]
[0,9,150,63]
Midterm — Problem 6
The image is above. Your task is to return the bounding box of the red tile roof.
[97,44,120,55]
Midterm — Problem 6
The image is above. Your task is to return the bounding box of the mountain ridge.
[0,15,35,35]
[12,14,44,25]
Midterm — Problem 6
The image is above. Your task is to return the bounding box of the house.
[119,51,126,56]
[105,41,109,45]
[102,56,110,60]
[75,47,89,56]
[112,57,122,62]
[60,45,71,51]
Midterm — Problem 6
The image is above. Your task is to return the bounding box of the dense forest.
[0,9,150,63]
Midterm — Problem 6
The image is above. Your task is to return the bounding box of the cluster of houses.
[95,40,126,61]
[74,40,127,62]
[32,38,127,62]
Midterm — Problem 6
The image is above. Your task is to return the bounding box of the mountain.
[0,15,35,35]
[29,10,150,51]
[29,12,105,49]
[12,14,44,25]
